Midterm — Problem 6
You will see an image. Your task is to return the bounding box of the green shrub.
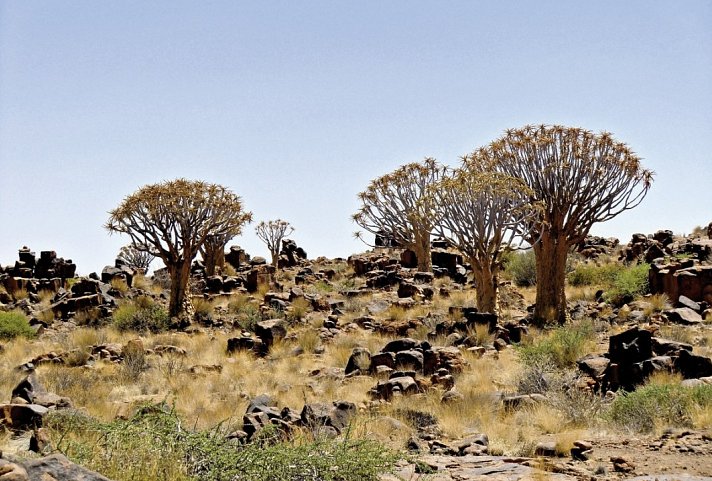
[518,320,595,369]
[504,250,537,287]
[567,262,622,287]
[113,301,169,333]
[606,263,649,304]
[46,408,400,481]
[608,383,712,433]
[0,310,36,340]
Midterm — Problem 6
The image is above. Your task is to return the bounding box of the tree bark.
[533,234,570,324]
[168,261,192,318]
[412,230,432,272]
[471,258,499,314]
[204,243,226,276]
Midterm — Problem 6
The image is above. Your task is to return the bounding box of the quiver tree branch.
[352,158,446,272]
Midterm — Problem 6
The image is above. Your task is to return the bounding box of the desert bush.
[608,382,712,433]
[287,297,311,322]
[192,297,215,324]
[518,321,595,369]
[110,278,130,295]
[607,263,649,304]
[46,407,400,481]
[0,310,35,340]
[228,294,262,331]
[567,262,621,287]
[504,249,537,287]
[113,300,169,333]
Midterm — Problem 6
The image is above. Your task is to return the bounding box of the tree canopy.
[464,125,654,323]
[353,158,446,271]
[106,178,252,317]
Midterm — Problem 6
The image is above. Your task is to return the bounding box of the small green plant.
[607,263,649,305]
[46,407,400,481]
[0,310,36,340]
[567,262,622,287]
[228,293,262,331]
[504,249,537,287]
[518,321,595,369]
[608,382,712,433]
[113,300,169,333]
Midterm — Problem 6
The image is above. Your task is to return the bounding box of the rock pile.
[578,326,712,391]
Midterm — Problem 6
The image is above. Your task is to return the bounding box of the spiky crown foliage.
[428,167,542,262]
[118,244,154,271]
[463,124,654,244]
[106,179,253,265]
[352,158,446,246]
[255,219,294,255]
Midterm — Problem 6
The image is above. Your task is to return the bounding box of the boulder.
[663,307,702,325]
[254,319,287,347]
[344,347,371,375]
[300,401,356,435]
[0,404,48,430]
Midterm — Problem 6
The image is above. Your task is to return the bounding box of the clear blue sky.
[1,1,711,274]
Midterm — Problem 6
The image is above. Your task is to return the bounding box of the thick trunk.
[471,258,499,314]
[270,250,279,268]
[412,230,432,272]
[533,234,570,324]
[204,244,226,277]
[168,261,192,318]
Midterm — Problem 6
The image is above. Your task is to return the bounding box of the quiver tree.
[117,244,154,272]
[465,125,654,324]
[255,219,294,267]
[428,167,541,313]
[353,158,446,272]
[200,234,228,276]
[106,179,253,318]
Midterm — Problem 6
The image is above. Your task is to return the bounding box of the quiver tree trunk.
[533,235,570,324]
[203,241,226,276]
[471,259,499,314]
[412,230,432,272]
[168,261,192,318]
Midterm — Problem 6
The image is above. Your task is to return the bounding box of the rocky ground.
[0,232,711,480]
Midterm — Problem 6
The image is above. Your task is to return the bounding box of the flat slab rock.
[0,453,114,481]
[380,455,578,481]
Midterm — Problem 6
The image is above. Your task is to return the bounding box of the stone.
[369,352,396,372]
[345,347,371,375]
[0,404,48,430]
[609,327,652,364]
[254,319,287,347]
[226,335,255,353]
[663,307,703,325]
[395,350,424,371]
[679,295,702,312]
[382,338,420,353]
[535,441,558,457]
[675,350,712,379]
[300,401,356,434]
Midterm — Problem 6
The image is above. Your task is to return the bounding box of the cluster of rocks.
[1,247,76,281]
[234,394,356,442]
[577,325,712,391]
[277,239,307,268]
[348,244,466,288]
[0,372,70,452]
[576,235,619,259]
[342,337,466,402]
[17,338,187,371]
[621,230,712,264]
[226,319,287,356]
[0,248,76,304]
[650,259,712,305]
